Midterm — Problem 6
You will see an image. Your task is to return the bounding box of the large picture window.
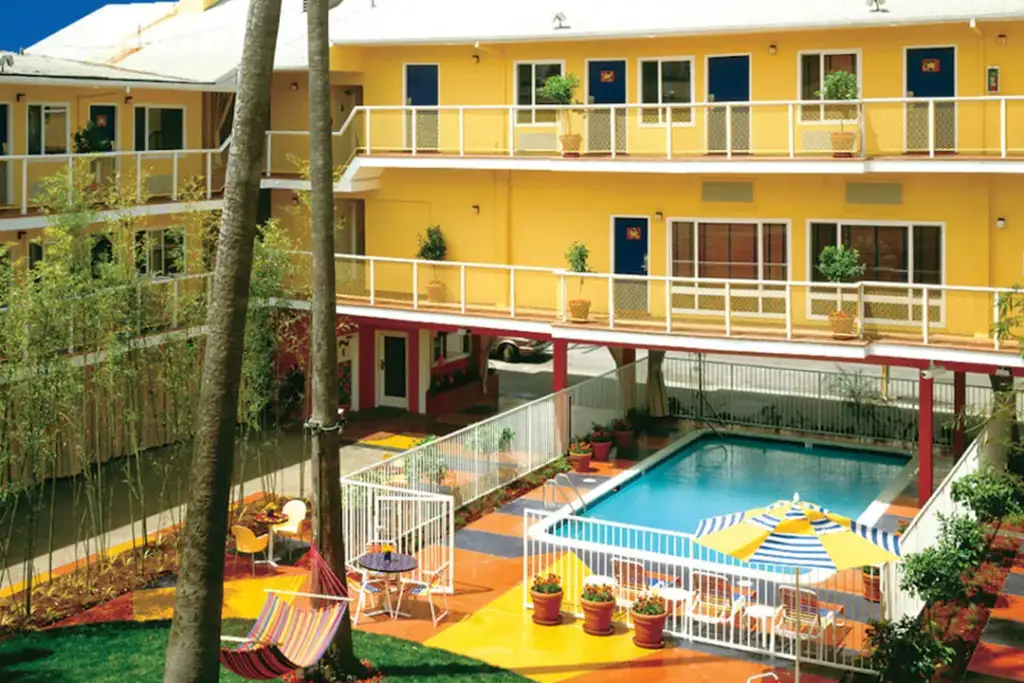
[135,228,184,276]
[671,221,788,281]
[810,222,941,284]
[27,104,69,155]
[799,52,860,122]
[639,58,693,124]
[515,62,563,125]
[134,107,185,151]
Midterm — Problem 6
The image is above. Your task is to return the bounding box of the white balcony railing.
[263,95,1024,177]
[0,138,231,215]
[286,251,1017,353]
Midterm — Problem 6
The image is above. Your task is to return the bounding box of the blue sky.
[0,0,159,52]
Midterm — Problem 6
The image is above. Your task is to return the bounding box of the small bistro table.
[357,552,418,618]
[254,512,289,567]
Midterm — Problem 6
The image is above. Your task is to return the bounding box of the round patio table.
[253,512,289,567]
[357,552,418,618]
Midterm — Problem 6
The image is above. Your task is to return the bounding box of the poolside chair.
[611,557,667,624]
[346,566,391,624]
[270,499,307,538]
[775,586,845,654]
[396,563,450,626]
[231,525,269,575]
[688,571,748,641]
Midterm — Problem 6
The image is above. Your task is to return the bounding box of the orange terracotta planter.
[582,598,615,636]
[570,454,592,473]
[631,610,668,649]
[613,430,632,451]
[591,440,612,461]
[531,589,563,626]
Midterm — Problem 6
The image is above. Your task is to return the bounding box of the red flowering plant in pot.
[610,416,633,451]
[568,440,593,473]
[581,582,616,636]
[589,424,613,461]
[530,573,564,626]
[631,591,668,649]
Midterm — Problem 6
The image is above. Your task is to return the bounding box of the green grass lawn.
[0,620,530,682]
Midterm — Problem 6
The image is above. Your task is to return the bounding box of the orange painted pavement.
[464,511,524,538]
[991,593,1024,623]
[969,642,1024,682]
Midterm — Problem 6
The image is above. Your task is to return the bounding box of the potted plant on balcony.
[417,224,447,303]
[611,416,633,452]
[530,573,564,625]
[73,121,114,188]
[589,424,613,462]
[537,73,583,157]
[568,440,593,473]
[817,244,865,339]
[816,70,859,158]
[580,582,616,636]
[631,591,668,649]
[565,241,592,322]
[862,565,882,603]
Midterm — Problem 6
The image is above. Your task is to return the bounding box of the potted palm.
[816,70,859,158]
[589,424,613,462]
[530,573,563,625]
[817,244,865,339]
[580,582,616,636]
[417,224,447,303]
[862,565,882,603]
[631,592,668,649]
[565,241,591,322]
[537,73,583,157]
[568,440,593,473]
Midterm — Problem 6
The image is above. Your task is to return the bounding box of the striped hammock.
[219,546,350,680]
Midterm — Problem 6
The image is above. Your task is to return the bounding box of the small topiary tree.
[417,224,447,270]
[565,241,590,292]
[816,70,859,129]
[817,244,866,329]
[867,616,956,683]
[950,466,1024,525]
[537,73,582,134]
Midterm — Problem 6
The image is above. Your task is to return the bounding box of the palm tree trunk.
[646,350,667,417]
[307,0,358,674]
[985,370,1014,469]
[162,2,282,681]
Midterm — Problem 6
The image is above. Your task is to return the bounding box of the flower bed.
[453,458,572,530]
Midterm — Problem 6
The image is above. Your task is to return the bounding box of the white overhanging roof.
[328,0,1024,45]
[0,52,210,87]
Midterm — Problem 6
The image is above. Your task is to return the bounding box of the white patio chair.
[775,586,845,654]
[396,563,450,626]
[270,499,307,537]
[689,570,748,642]
[345,566,391,624]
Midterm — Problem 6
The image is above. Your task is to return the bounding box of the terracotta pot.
[581,598,615,636]
[568,298,591,322]
[829,131,857,158]
[591,440,612,461]
[426,280,446,303]
[569,453,592,473]
[613,430,632,451]
[862,569,881,603]
[827,309,855,338]
[560,133,583,157]
[631,610,668,649]
[531,589,563,626]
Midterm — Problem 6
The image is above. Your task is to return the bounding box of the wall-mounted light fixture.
[996,217,1007,229]
[17,231,26,240]
[291,195,300,206]
[15,92,24,102]
[471,204,480,214]
[471,54,480,64]
[767,44,778,55]
[997,34,1008,45]
[654,211,664,221]
[124,95,133,105]
[290,82,299,91]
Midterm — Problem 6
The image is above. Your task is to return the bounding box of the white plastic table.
[659,587,694,639]
[745,603,781,652]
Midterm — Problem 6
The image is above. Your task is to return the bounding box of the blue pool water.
[563,435,908,540]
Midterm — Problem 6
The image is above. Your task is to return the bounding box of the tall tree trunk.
[162,2,282,681]
[986,370,1015,469]
[307,0,358,675]
[646,350,667,417]
[606,347,636,411]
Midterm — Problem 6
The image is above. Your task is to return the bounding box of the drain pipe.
[970,18,988,150]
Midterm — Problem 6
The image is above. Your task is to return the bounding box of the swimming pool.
[552,433,910,556]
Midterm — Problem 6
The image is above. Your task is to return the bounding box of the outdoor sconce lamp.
[15,93,24,102]
[997,34,1008,45]
[996,217,1007,229]
[471,54,480,64]
[124,95,133,104]
[291,195,300,205]
[290,82,299,91]
[767,45,778,55]
[654,211,664,221]
[471,204,480,214]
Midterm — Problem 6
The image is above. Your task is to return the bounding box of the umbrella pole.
[795,567,801,682]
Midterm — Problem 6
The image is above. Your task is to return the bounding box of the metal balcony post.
[927,100,935,158]
[725,104,733,159]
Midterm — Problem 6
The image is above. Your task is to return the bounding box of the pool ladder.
[543,473,586,512]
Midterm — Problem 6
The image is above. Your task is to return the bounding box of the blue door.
[613,217,649,315]
[587,60,627,154]
[707,56,751,153]
[405,64,439,150]
[905,47,956,152]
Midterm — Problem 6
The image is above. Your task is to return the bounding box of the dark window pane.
[825,53,857,77]
[661,61,691,104]
[134,231,148,275]
[801,54,821,100]
[134,108,146,150]
[517,64,533,106]
[533,64,562,104]
[641,61,659,104]
[28,243,43,269]
[699,223,730,279]
[810,222,837,282]
[147,108,184,151]
[875,225,907,282]
[671,221,693,277]
[165,230,184,275]
[28,106,42,155]
[843,225,877,280]
[763,223,788,281]
[914,225,942,284]
[728,223,758,280]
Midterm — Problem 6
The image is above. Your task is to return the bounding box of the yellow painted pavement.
[363,434,423,450]
[132,572,305,622]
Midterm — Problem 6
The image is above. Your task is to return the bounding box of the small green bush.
[950,466,1024,524]
[867,616,955,683]
[817,244,866,283]
[416,224,447,262]
[899,513,986,607]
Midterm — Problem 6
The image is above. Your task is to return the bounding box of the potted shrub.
[530,573,563,625]
[816,244,865,339]
[611,416,633,451]
[417,224,447,303]
[565,241,591,322]
[568,440,592,473]
[73,121,114,188]
[631,592,668,649]
[589,424,613,462]
[862,565,882,603]
[537,73,583,157]
[816,70,859,158]
[580,583,616,636]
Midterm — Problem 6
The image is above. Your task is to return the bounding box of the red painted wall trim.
[359,323,375,411]
[408,329,420,414]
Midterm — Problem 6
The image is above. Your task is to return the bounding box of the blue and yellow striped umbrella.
[694,493,902,570]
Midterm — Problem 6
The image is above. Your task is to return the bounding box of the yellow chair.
[272,499,307,537]
[231,525,269,575]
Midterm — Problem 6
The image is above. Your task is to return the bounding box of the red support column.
[918,371,934,506]
[553,339,569,392]
[952,371,967,460]
[408,330,420,414]
[358,324,375,411]
[621,347,636,365]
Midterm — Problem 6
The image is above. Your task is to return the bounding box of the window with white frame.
[134,107,185,151]
[515,62,563,125]
[432,331,470,365]
[671,221,788,281]
[27,105,69,155]
[640,58,693,124]
[135,228,184,276]
[799,52,860,122]
[810,222,941,284]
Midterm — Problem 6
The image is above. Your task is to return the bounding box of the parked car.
[491,336,551,363]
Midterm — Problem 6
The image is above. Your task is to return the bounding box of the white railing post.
[509,268,516,317]
[610,106,617,159]
[171,151,179,200]
[20,157,28,214]
[460,264,467,313]
[369,259,376,306]
[858,284,866,339]
[608,276,615,328]
[560,274,568,321]
[725,104,733,159]
[172,279,180,327]
[508,108,515,157]
[927,100,935,158]
[859,101,867,157]
[724,281,732,335]
[665,277,672,332]
[787,103,795,158]
[136,154,142,200]
[458,107,465,156]
[364,108,371,153]
[265,132,272,176]
[205,152,212,198]
[412,260,419,308]
[1000,99,1007,158]
[411,107,418,155]
[993,293,1001,350]
[785,283,793,339]
[666,106,672,159]
[921,287,929,344]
